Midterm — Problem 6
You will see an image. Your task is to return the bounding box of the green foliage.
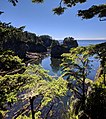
[61,46,94,118]
[53,6,66,15]
[94,74,106,86]
[61,46,92,81]
[50,40,60,48]
[0,73,29,108]
[6,0,106,20]
[0,65,44,108]
[0,22,25,40]
[0,22,34,48]
[0,41,105,119]
[16,115,32,119]
[85,42,106,59]
[65,76,106,119]
[0,22,54,55]
[32,0,44,3]
[39,35,52,47]
[15,75,68,119]
[0,22,25,51]
[85,82,106,119]
[61,42,106,82]
[61,44,106,119]
[8,0,18,6]
[78,4,106,20]
[55,1,106,20]
[0,64,68,118]
[86,42,106,85]
[25,65,52,81]
[0,110,7,119]
[0,50,24,71]
[21,69,68,116]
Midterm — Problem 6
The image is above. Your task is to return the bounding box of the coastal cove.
[1,1,106,118]
[40,40,106,80]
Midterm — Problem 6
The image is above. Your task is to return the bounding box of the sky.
[0,0,106,40]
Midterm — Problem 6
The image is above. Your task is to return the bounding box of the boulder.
[51,45,68,58]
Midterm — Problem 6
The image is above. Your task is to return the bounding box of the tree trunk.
[101,58,106,85]
[30,97,35,119]
[103,69,106,85]
[82,70,86,110]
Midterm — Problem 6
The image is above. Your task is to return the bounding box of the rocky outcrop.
[51,37,78,58]
[63,37,78,49]
[51,45,68,58]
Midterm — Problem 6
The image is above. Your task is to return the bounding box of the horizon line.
[54,37,106,40]
[75,38,106,40]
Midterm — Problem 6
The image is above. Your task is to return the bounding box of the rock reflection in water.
[41,55,100,80]
[41,56,62,77]
[50,58,62,76]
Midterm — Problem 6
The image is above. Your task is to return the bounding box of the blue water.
[77,40,106,46]
[41,57,62,77]
[41,40,106,80]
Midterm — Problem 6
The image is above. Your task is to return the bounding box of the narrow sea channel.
[41,40,106,80]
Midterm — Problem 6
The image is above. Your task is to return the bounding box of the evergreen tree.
[6,0,106,20]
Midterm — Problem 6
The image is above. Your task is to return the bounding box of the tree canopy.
[5,0,106,21]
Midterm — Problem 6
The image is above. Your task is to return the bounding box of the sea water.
[41,40,106,80]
